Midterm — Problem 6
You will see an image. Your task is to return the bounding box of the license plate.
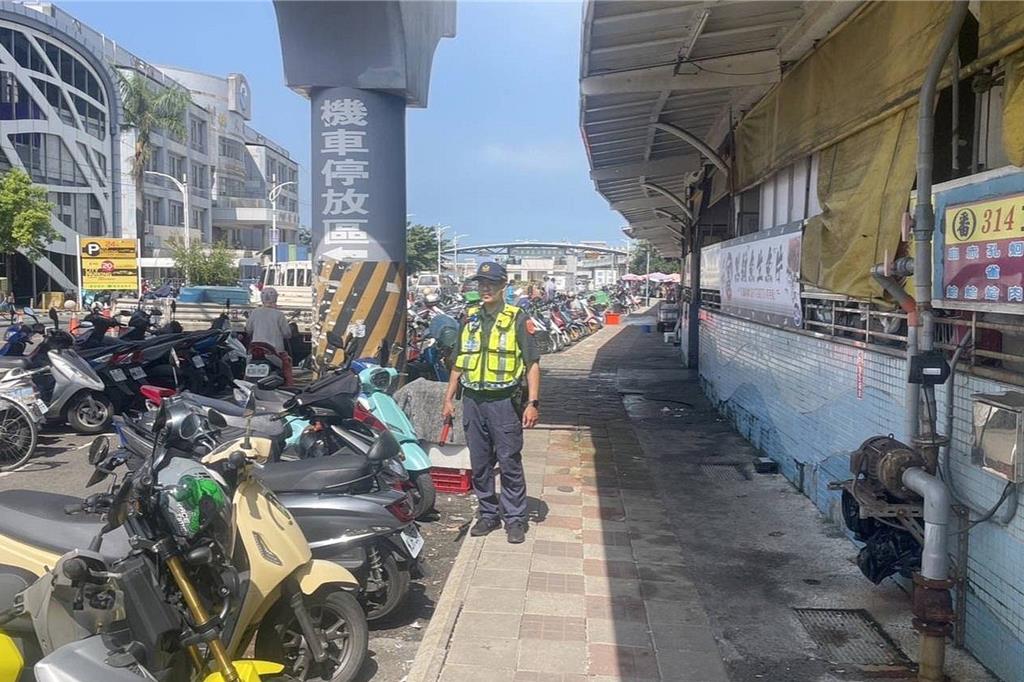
[33,399,47,418]
[400,526,424,558]
[192,356,205,368]
[110,369,127,382]
[129,367,146,380]
[246,363,270,378]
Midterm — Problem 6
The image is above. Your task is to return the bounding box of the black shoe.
[506,521,527,544]
[470,517,502,537]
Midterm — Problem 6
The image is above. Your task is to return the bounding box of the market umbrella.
[621,273,642,282]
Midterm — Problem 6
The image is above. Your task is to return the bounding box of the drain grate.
[794,608,912,669]
[698,463,749,482]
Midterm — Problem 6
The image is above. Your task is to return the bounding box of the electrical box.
[972,392,1024,483]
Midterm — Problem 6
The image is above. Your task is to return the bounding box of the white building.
[0,1,299,300]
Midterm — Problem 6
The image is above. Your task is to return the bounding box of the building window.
[168,200,184,227]
[11,133,87,186]
[145,147,162,173]
[30,78,76,127]
[37,39,104,105]
[189,116,207,153]
[144,197,160,226]
[167,153,186,182]
[190,163,206,189]
[218,136,244,162]
[0,75,44,120]
[70,94,105,140]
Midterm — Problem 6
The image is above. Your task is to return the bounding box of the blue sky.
[61,0,625,247]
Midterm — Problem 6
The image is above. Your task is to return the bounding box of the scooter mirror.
[87,436,109,466]
[207,409,228,430]
[22,306,35,318]
[47,308,59,326]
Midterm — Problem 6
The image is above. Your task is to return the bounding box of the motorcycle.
[0,364,46,471]
[0,307,46,356]
[350,359,436,519]
[0,396,369,681]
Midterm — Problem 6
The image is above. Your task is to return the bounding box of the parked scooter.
[0,307,46,356]
[0,396,370,681]
[0,362,46,471]
[351,359,436,519]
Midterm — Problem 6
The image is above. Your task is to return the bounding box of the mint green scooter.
[352,359,435,519]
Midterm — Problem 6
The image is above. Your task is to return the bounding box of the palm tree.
[116,71,191,242]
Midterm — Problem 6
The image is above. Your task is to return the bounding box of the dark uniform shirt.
[457,302,539,402]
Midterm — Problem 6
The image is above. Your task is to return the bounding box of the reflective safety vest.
[455,305,523,390]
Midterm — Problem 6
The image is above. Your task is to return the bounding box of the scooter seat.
[0,356,30,369]
[0,490,130,563]
[256,455,372,493]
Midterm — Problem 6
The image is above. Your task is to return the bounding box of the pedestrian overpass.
[443,241,627,257]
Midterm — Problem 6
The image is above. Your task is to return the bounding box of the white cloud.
[479,141,581,173]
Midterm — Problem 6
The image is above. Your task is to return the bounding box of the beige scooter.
[0,397,369,682]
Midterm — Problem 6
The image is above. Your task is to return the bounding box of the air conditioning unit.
[972,392,1024,483]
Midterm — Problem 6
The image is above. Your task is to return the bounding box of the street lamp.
[451,232,470,277]
[435,224,451,278]
[144,170,189,249]
[269,174,298,264]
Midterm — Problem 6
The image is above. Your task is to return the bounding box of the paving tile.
[534,540,584,558]
[541,494,583,506]
[585,595,647,622]
[583,543,634,561]
[544,474,578,487]
[582,506,628,521]
[584,575,642,598]
[588,643,660,678]
[524,591,586,617]
[527,571,585,595]
[541,515,584,530]
[440,664,515,682]
[586,617,652,647]
[531,554,584,574]
[533,526,582,542]
[650,622,719,653]
[639,578,701,603]
[473,568,530,591]
[644,599,711,626]
[582,529,631,547]
[518,614,587,641]
[545,502,584,518]
[446,637,518,669]
[516,639,587,674]
[453,611,522,641]
[583,558,639,579]
[656,647,729,681]
[464,586,525,614]
[582,517,629,531]
[478,551,533,571]
[513,673,587,682]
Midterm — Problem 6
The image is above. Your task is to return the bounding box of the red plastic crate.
[604,312,621,325]
[431,467,472,493]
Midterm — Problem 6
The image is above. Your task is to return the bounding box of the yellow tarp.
[1003,50,1024,167]
[979,1,1024,58]
[735,1,951,190]
[801,107,919,299]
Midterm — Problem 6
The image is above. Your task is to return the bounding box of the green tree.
[629,240,680,275]
[406,222,452,274]
[0,169,57,285]
[168,238,239,286]
[117,71,191,242]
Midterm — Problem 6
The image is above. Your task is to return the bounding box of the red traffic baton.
[438,415,454,446]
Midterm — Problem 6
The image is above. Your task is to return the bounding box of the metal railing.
[688,287,1024,386]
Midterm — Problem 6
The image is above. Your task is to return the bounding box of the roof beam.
[580,50,780,96]
[590,155,700,181]
[651,121,730,176]
[641,182,693,222]
[610,195,677,212]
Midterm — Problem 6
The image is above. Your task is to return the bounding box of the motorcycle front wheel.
[66,392,113,434]
[0,398,37,471]
[256,590,368,682]
[410,469,436,520]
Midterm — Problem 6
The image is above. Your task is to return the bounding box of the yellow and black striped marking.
[312,257,407,371]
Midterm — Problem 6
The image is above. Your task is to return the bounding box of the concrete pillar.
[274,0,454,368]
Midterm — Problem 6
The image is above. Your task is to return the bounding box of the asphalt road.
[0,424,476,682]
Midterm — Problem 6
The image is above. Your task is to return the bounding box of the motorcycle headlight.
[158,464,229,544]
[369,368,391,391]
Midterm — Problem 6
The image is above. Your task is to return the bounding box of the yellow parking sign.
[79,237,140,292]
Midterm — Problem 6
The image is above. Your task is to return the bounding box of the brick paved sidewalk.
[408,319,728,682]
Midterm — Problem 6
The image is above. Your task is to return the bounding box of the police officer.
[443,261,540,544]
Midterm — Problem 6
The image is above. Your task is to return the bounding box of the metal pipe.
[904,467,952,579]
[913,0,970,355]
[873,271,920,439]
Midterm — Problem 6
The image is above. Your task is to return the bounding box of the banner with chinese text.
[719,223,803,326]
[943,192,1024,305]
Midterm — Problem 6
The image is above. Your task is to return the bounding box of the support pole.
[687,224,701,369]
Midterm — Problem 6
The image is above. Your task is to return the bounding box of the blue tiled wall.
[699,310,1024,681]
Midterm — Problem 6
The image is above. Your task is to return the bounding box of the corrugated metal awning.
[579,1,858,256]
